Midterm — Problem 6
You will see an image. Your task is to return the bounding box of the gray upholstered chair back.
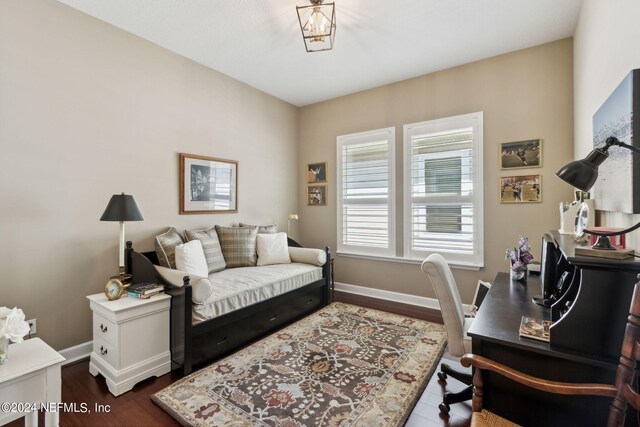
[421,253,467,357]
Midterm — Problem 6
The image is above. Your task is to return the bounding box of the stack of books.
[127,283,164,299]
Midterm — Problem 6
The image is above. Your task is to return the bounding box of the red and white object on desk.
[587,227,626,249]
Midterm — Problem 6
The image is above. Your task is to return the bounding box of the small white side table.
[87,292,171,396]
[0,337,66,427]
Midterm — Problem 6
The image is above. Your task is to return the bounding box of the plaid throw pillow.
[154,227,185,269]
[239,223,278,234]
[214,225,258,268]
[184,228,226,273]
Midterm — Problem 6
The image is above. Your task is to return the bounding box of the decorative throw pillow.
[154,227,185,269]
[214,225,258,268]
[239,223,278,234]
[256,232,291,266]
[184,228,226,273]
[175,240,209,277]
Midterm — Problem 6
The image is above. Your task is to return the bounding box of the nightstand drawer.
[93,337,117,368]
[93,314,116,345]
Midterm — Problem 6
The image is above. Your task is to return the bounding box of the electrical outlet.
[27,319,36,335]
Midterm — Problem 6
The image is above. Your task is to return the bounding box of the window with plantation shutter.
[337,127,395,256]
[403,113,484,267]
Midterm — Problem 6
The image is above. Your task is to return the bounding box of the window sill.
[336,251,482,271]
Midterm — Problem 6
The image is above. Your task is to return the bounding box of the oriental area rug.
[152,302,446,426]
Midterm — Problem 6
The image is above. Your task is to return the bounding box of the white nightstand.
[87,292,171,396]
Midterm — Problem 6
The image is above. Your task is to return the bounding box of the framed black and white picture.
[499,174,541,204]
[307,185,327,206]
[179,153,238,214]
[307,162,328,183]
[500,139,542,169]
[593,69,640,214]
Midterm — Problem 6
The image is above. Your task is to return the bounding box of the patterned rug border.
[152,302,446,427]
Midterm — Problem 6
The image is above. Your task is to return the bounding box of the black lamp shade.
[555,148,609,192]
[100,193,144,222]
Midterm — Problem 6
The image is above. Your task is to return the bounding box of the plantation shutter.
[337,128,395,256]
[404,113,483,266]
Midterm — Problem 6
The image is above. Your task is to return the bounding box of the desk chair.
[460,281,640,427]
[421,253,473,414]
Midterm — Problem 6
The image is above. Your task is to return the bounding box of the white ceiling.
[56,0,584,107]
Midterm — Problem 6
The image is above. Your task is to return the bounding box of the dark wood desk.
[468,272,634,426]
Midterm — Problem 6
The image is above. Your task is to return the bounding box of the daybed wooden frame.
[125,241,332,376]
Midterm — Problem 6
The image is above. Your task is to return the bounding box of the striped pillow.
[214,225,258,268]
[239,223,278,234]
[154,227,185,269]
[184,228,226,273]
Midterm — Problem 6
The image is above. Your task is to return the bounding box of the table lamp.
[288,213,299,236]
[555,136,640,250]
[100,193,144,277]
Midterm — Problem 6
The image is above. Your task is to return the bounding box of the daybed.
[125,237,331,376]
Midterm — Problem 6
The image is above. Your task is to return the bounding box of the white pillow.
[256,232,291,266]
[175,240,209,277]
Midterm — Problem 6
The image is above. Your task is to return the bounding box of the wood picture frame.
[307,162,328,183]
[499,175,541,204]
[179,153,238,214]
[500,139,542,169]
[307,185,327,206]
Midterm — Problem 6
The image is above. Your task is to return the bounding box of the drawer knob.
[100,346,108,356]
[100,324,108,333]
[269,314,278,321]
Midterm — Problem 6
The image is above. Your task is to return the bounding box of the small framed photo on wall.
[307,162,328,183]
[307,185,327,206]
[500,139,542,169]
[500,175,541,203]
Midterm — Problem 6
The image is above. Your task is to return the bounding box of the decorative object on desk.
[287,212,299,236]
[499,175,541,203]
[588,227,626,249]
[556,135,640,256]
[306,161,327,183]
[506,236,533,282]
[307,184,327,206]
[519,316,551,342]
[500,139,542,169]
[179,153,238,214]
[100,192,143,281]
[296,0,336,53]
[0,307,31,364]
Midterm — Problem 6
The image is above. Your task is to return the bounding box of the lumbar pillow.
[155,227,185,269]
[256,232,291,266]
[175,240,209,278]
[239,222,278,234]
[184,228,226,273]
[214,225,258,268]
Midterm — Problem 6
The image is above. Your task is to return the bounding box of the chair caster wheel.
[439,402,450,414]
[437,372,448,381]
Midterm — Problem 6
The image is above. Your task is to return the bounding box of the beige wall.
[574,0,640,250]
[0,0,298,350]
[297,39,575,303]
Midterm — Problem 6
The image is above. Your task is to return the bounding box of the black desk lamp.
[100,193,144,276]
[556,136,640,250]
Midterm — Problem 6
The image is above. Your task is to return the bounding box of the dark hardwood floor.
[8,293,471,426]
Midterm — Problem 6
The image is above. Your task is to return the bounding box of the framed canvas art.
[592,69,640,214]
[307,185,327,206]
[307,162,328,183]
[500,139,542,169]
[179,153,238,214]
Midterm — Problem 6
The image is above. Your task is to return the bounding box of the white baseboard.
[335,281,473,314]
[59,341,92,366]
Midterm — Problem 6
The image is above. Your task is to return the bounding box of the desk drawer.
[93,314,116,345]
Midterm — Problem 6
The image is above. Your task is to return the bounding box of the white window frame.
[336,127,396,257]
[403,112,484,268]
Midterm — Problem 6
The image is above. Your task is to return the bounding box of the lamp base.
[116,266,132,284]
[591,235,616,250]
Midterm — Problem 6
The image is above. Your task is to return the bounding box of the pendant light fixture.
[296,0,336,52]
